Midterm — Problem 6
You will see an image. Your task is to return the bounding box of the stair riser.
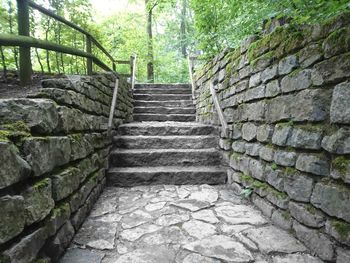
[134,88,191,95]
[133,114,195,122]
[117,126,219,136]
[134,100,194,108]
[135,84,190,89]
[113,137,218,149]
[107,171,226,186]
[134,94,192,101]
[110,151,222,167]
[134,107,195,114]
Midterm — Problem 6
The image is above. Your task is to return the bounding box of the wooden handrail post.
[209,82,229,138]
[86,35,92,75]
[17,0,31,86]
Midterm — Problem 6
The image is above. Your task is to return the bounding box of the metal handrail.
[131,54,137,90]
[188,54,229,138]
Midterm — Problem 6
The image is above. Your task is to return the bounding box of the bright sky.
[90,0,144,21]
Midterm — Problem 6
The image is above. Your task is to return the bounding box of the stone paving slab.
[61,185,324,263]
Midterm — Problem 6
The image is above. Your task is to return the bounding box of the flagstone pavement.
[60,185,324,263]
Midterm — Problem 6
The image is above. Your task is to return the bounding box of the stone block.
[281,69,312,93]
[337,247,350,263]
[56,106,89,133]
[242,123,257,141]
[245,143,261,157]
[287,126,323,150]
[265,79,280,97]
[51,167,81,201]
[330,81,350,124]
[266,89,330,123]
[278,55,298,75]
[325,219,350,246]
[249,72,261,88]
[231,141,246,153]
[69,134,94,161]
[240,101,266,121]
[0,142,31,189]
[22,137,71,177]
[22,178,55,225]
[298,43,323,68]
[311,181,350,222]
[231,124,242,139]
[272,125,292,146]
[296,153,329,176]
[261,64,278,83]
[323,27,350,58]
[265,166,284,191]
[46,203,71,236]
[274,150,297,167]
[322,128,350,154]
[259,146,275,162]
[289,202,325,228]
[256,124,274,142]
[293,221,334,261]
[252,194,275,218]
[45,221,75,259]
[284,170,314,202]
[219,138,231,150]
[2,227,49,263]
[249,158,265,180]
[331,156,350,184]
[0,195,25,245]
[0,99,58,134]
[271,209,292,230]
[266,190,289,209]
[312,52,350,86]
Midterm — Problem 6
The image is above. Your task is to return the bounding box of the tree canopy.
[0,0,349,83]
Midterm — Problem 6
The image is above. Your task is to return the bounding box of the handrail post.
[187,54,196,100]
[17,0,31,86]
[86,35,92,75]
[130,54,137,91]
[108,78,119,134]
[209,82,229,138]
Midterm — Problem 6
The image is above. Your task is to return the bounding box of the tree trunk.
[0,46,7,81]
[8,0,19,69]
[146,0,154,83]
[180,0,187,57]
[35,48,44,73]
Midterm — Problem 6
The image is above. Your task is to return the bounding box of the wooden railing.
[0,0,123,85]
[188,54,229,138]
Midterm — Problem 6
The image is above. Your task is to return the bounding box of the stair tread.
[109,166,226,173]
[134,113,195,116]
[114,135,216,139]
[119,121,215,127]
[111,148,218,154]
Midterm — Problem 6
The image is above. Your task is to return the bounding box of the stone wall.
[193,12,350,262]
[0,73,133,262]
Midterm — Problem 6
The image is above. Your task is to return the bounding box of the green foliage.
[189,0,350,57]
[240,187,253,198]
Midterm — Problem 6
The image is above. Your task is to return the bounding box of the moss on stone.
[250,50,275,67]
[332,220,350,241]
[0,121,31,143]
[285,167,297,175]
[33,178,50,190]
[332,156,350,177]
[305,204,318,215]
[252,180,269,190]
[240,174,254,183]
[271,162,278,171]
[52,202,70,217]
[276,121,294,129]
[270,188,288,200]
[282,211,291,220]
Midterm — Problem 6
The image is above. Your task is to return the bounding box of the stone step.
[133,88,191,95]
[133,113,195,122]
[133,94,192,101]
[134,100,194,108]
[113,135,218,149]
[117,122,219,136]
[107,166,227,186]
[109,148,222,167]
[133,107,195,115]
[135,84,190,89]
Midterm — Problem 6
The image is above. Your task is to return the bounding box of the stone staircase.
[107,83,226,186]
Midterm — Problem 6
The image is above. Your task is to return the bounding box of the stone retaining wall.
[0,73,133,262]
[193,12,350,262]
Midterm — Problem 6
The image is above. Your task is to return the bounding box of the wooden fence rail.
[0,0,135,86]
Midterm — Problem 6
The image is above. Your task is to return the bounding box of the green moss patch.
[332,157,350,177]
[332,220,350,241]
